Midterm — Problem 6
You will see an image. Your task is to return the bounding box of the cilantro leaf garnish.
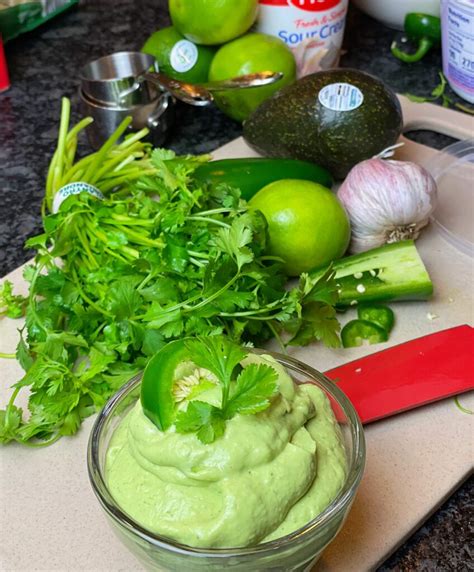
[175,401,225,445]
[184,336,246,408]
[224,363,278,418]
[174,337,278,443]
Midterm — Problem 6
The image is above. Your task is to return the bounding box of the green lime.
[142,26,216,83]
[208,33,296,122]
[250,179,351,277]
[169,0,258,45]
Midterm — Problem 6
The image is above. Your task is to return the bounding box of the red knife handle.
[325,325,474,424]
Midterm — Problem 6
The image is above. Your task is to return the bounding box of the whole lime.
[249,180,351,276]
[169,0,258,45]
[208,33,296,122]
[142,26,215,84]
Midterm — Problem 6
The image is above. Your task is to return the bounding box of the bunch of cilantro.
[0,118,340,448]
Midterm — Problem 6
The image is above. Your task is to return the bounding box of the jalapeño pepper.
[192,158,333,201]
[141,338,192,431]
[391,13,441,63]
[341,319,389,348]
[357,304,395,334]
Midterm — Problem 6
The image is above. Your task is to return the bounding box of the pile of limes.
[142,0,296,121]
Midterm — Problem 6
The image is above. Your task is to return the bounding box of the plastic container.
[425,139,474,257]
[441,0,474,104]
[88,351,365,572]
[351,0,440,30]
[256,0,348,78]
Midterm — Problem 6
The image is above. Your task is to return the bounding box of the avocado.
[243,69,403,179]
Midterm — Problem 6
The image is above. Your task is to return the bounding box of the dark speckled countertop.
[0,1,472,570]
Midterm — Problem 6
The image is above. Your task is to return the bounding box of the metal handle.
[143,72,213,107]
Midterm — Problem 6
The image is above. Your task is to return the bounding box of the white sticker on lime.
[52,182,104,213]
[318,83,364,112]
[170,40,199,73]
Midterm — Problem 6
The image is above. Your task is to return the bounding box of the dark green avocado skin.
[243,69,404,180]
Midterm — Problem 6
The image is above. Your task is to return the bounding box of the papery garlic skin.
[337,158,438,253]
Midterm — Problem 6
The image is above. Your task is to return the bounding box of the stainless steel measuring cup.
[79,51,175,149]
[79,88,175,150]
[80,51,158,108]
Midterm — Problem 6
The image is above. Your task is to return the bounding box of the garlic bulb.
[338,158,438,253]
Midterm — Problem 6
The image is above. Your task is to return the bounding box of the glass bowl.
[87,350,366,572]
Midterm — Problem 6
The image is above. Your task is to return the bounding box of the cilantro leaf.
[184,336,246,407]
[224,363,278,418]
[0,281,27,319]
[288,301,341,348]
[107,278,143,320]
[175,401,225,444]
[16,332,33,372]
[0,405,23,442]
[214,215,255,269]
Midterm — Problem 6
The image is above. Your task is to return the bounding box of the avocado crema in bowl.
[87,338,365,572]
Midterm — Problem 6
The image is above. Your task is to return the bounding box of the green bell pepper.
[391,13,441,63]
[192,158,333,201]
[341,319,388,348]
[141,338,192,431]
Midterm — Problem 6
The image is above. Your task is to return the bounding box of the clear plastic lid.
[425,139,474,258]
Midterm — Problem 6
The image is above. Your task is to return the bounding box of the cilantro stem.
[117,127,149,149]
[99,169,157,193]
[92,141,148,182]
[102,214,155,227]
[136,292,204,319]
[74,223,99,269]
[0,352,15,358]
[186,216,230,228]
[137,273,154,291]
[83,117,133,183]
[61,155,94,186]
[184,273,241,313]
[219,306,282,318]
[21,432,62,448]
[27,264,47,334]
[5,385,21,435]
[189,258,206,268]
[192,208,245,216]
[119,226,163,248]
[266,321,287,353]
[66,116,94,141]
[187,250,210,259]
[121,245,140,259]
[71,268,113,317]
[110,154,143,174]
[104,246,132,264]
[49,98,71,210]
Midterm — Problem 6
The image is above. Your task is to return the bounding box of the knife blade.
[324,325,474,424]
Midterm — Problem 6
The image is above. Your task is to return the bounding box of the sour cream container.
[255,0,348,78]
[441,0,474,103]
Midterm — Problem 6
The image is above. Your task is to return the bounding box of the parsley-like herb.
[0,99,341,446]
[175,337,278,443]
[0,281,27,319]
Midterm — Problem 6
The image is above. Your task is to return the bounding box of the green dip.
[105,354,347,548]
